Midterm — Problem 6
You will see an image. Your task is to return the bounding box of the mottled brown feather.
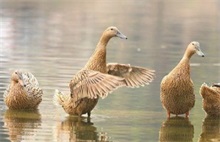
[107,63,155,88]
[200,83,220,116]
[4,70,43,110]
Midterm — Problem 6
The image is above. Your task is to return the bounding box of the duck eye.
[192,43,194,45]
[15,71,17,74]
[110,28,113,30]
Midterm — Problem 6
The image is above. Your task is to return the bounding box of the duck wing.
[3,85,11,99]
[69,69,125,99]
[21,71,43,97]
[107,63,155,88]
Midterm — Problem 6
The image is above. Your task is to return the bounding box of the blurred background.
[0,0,219,141]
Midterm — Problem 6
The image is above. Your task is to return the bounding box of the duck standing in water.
[160,41,204,118]
[200,83,220,116]
[4,70,43,110]
[54,26,155,117]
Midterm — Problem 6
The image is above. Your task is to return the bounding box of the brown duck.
[160,41,204,118]
[54,26,155,117]
[4,70,43,110]
[200,83,220,116]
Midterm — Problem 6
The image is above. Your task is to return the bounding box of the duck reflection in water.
[159,117,194,142]
[2,109,41,142]
[199,116,220,142]
[55,116,111,142]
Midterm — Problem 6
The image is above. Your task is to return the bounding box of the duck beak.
[196,47,205,57]
[18,79,26,87]
[116,31,127,39]
[212,83,220,87]
[17,73,26,87]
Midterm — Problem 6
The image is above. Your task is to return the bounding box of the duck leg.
[88,111,91,118]
[185,111,189,118]
[166,111,171,118]
[87,117,91,123]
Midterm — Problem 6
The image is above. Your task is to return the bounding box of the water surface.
[0,0,220,141]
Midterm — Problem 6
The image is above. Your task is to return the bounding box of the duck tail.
[53,89,70,106]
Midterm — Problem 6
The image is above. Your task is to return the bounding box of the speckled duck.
[200,83,220,116]
[4,70,43,110]
[160,41,204,118]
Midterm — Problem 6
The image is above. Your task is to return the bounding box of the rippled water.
[0,0,220,142]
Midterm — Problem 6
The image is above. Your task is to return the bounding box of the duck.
[4,70,43,110]
[54,26,155,117]
[200,83,220,116]
[160,41,204,118]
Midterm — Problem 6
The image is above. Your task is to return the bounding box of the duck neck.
[97,33,111,47]
[85,34,111,72]
[183,48,194,59]
[11,80,18,87]
[176,52,191,77]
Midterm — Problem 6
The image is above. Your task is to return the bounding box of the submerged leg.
[87,112,91,123]
[88,111,91,118]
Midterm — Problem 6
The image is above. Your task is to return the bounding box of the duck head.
[187,41,205,57]
[212,83,220,88]
[11,70,26,87]
[103,26,127,40]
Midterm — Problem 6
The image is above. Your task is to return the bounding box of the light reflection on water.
[0,0,220,142]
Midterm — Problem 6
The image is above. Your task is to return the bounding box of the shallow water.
[0,0,220,142]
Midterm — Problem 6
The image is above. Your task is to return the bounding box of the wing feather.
[107,63,155,88]
[69,69,125,99]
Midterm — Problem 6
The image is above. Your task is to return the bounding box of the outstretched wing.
[107,63,155,88]
[69,69,125,99]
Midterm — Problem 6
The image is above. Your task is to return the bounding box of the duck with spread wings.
[54,26,155,117]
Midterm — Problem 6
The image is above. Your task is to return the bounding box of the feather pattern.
[53,89,71,106]
[160,41,204,118]
[107,63,155,88]
[200,83,220,116]
[4,70,43,110]
[70,69,125,99]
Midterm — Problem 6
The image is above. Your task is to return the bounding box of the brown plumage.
[54,26,155,117]
[160,41,204,118]
[4,70,43,110]
[200,83,220,116]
